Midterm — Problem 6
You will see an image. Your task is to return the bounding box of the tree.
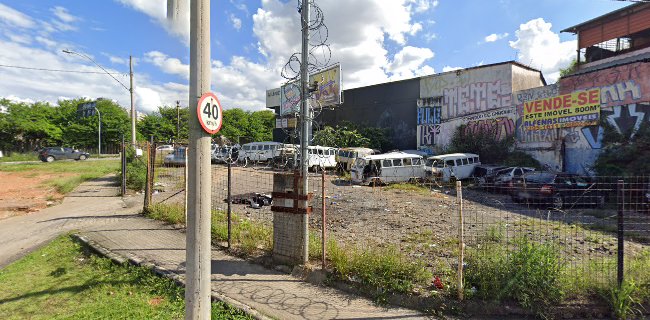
[217,108,275,143]
[559,59,578,78]
[447,125,539,168]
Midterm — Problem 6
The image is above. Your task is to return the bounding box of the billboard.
[280,64,342,116]
[522,88,601,131]
[266,88,281,108]
[275,117,297,129]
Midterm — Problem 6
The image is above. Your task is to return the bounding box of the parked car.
[212,145,238,164]
[163,147,187,166]
[510,172,605,209]
[39,147,90,162]
[156,144,174,152]
[472,164,508,186]
[493,167,536,192]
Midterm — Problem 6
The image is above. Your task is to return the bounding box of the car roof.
[427,153,479,160]
[363,152,423,160]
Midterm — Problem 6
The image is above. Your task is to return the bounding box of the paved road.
[0,176,142,269]
[0,176,431,319]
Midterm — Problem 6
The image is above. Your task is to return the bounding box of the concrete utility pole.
[176,100,181,142]
[299,0,310,264]
[130,56,136,145]
[185,0,212,318]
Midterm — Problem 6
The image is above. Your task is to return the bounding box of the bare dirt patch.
[0,172,67,220]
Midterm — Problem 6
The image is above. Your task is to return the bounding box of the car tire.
[46,156,55,163]
[551,195,563,210]
[79,155,87,161]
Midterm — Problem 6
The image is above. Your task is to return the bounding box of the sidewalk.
[57,182,426,319]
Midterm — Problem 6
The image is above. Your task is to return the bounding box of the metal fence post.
[617,179,625,287]
[121,135,126,196]
[144,142,151,211]
[457,180,464,301]
[322,169,326,270]
[227,161,232,249]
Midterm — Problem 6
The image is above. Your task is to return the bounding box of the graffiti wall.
[513,62,650,175]
[420,63,513,120]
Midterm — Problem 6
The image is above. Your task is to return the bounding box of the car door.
[63,148,74,159]
[554,175,575,203]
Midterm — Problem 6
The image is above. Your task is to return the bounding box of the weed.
[608,280,645,319]
[465,238,565,317]
[384,183,430,195]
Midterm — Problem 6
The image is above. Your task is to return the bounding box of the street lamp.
[62,49,136,145]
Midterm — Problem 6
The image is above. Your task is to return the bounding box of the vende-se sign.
[523,88,600,131]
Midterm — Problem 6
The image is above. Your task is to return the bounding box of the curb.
[71,234,272,320]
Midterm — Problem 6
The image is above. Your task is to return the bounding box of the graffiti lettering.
[417,125,440,146]
[443,80,511,119]
[601,80,641,104]
[417,107,441,125]
[464,116,515,141]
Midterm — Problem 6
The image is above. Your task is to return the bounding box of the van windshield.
[426,159,444,168]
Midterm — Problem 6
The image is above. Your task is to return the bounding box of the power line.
[0,63,127,76]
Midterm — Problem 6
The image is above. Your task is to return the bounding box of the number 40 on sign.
[197,92,223,134]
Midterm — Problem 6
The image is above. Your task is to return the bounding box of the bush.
[116,146,148,191]
[447,125,540,168]
[466,238,565,315]
[594,121,650,176]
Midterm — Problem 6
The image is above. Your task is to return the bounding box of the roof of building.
[561,2,648,33]
[563,52,650,78]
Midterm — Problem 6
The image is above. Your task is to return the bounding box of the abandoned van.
[336,147,375,171]
[239,141,283,162]
[305,146,337,170]
[351,152,425,185]
[425,153,480,182]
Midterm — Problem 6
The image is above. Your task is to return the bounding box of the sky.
[0,0,633,114]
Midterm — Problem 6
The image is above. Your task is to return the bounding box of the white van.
[336,147,375,171]
[304,145,337,170]
[351,152,425,185]
[425,153,480,182]
[239,142,283,162]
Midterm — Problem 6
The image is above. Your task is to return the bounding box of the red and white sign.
[197,92,223,134]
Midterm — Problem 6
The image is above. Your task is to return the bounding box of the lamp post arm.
[62,49,130,92]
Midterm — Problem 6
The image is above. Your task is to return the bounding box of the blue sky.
[0,0,631,113]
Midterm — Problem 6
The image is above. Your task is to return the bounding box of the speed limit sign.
[197,92,223,134]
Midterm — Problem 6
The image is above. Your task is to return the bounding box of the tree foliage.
[218,109,275,143]
[0,98,129,153]
[447,125,540,167]
[312,122,393,151]
[594,122,650,176]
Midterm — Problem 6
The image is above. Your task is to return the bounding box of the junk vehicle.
[351,152,425,185]
[425,153,480,182]
[510,172,605,209]
[336,147,375,172]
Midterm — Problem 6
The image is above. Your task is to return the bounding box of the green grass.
[0,159,120,194]
[0,152,39,162]
[0,235,250,319]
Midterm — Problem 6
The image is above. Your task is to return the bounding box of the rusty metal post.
[322,169,326,270]
[227,161,232,249]
[144,142,151,211]
[457,180,464,301]
[617,179,625,286]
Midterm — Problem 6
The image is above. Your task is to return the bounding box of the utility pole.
[94,106,101,155]
[185,0,212,318]
[299,0,310,264]
[176,100,181,143]
[130,56,136,145]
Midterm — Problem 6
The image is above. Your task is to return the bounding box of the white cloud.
[409,0,439,13]
[135,87,163,113]
[103,53,129,65]
[144,51,189,79]
[509,18,575,82]
[387,46,434,79]
[442,66,462,72]
[484,32,508,43]
[115,0,190,44]
[0,3,35,29]
[230,0,250,16]
[51,6,78,24]
[229,13,242,31]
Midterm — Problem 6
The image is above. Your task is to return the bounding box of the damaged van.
[351,152,425,185]
[425,153,480,182]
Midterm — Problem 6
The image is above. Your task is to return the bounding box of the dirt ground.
[150,164,650,270]
[0,171,65,220]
